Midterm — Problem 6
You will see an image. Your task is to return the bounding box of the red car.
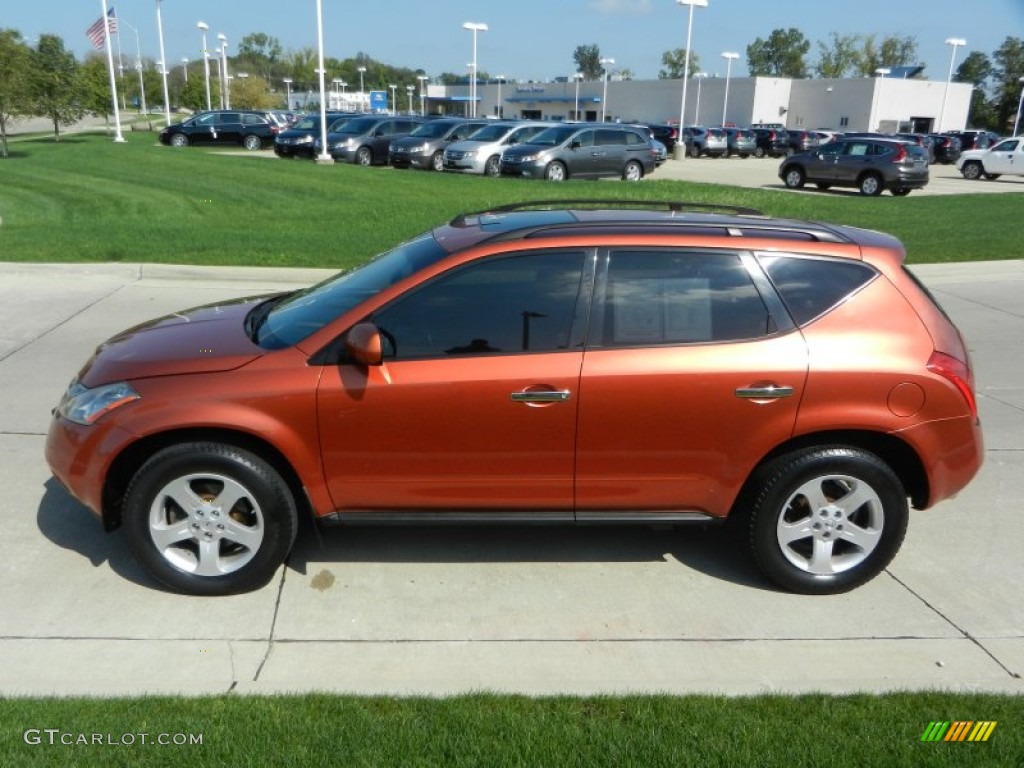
[46,201,983,595]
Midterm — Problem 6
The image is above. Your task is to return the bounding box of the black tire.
[960,161,983,181]
[858,172,883,196]
[123,442,298,596]
[748,447,908,594]
[544,161,567,181]
[622,160,643,181]
[782,166,805,189]
[170,134,189,148]
[355,146,373,166]
[484,155,501,177]
[243,135,263,151]
[689,143,701,158]
[430,151,444,172]
[754,146,766,158]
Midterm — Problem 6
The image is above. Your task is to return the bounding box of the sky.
[5,0,1023,83]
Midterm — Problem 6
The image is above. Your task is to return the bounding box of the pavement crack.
[979,391,1024,416]
[931,287,1024,321]
[252,562,289,682]
[886,570,1020,679]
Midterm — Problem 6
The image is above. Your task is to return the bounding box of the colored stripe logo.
[921,721,997,742]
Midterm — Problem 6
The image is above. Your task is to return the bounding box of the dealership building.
[427,72,973,133]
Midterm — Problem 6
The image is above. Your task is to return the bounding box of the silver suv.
[499,124,657,181]
[443,121,551,177]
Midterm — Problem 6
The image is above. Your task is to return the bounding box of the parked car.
[273,112,355,159]
[646,124,679,154]
[724,127,756,158]
[443,121,551,176]
[682,126,727,157]
[389,118,488,171]
[499,123,657,181]
[892,133,935,164]
[957,137,1024,180]
[750,127,791,158]
[946,130,998,152]
[929,133,962,164]
[318,116,424,165]
[44,200,983,596]
[787,129,821,155]
[159,110,280,150]
[779,137,929,196]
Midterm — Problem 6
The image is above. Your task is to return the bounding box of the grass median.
[0,134,1021,268]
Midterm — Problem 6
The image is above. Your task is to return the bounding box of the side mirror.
[570,140,582,149]
[345,322,383,366]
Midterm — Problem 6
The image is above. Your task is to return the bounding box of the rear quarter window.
[759,254,877,326]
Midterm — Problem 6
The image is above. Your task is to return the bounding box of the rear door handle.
[735,385,794,399]
[510,390,571,403]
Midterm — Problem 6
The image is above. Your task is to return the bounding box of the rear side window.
[597,250,772,346]
[759,255,876,326]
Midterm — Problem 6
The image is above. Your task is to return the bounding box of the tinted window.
[242,114,267,126]
[760,255,876,326]
[373,251,586,360]
[596,129,625,146]
[217,113,241,125]
[598,250,771,346]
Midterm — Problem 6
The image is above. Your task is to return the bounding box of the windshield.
[332,116,379,136]
[465,123,513,142]
[293,116,318,130]
[526,126,579,146]
[410,121,457,138]
[256,233,448,349]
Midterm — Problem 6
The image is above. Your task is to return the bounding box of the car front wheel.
[484,155,501,177]
[123,442,298,596]
[243,135,263,151]
[355,146,373,166]
[749,447,908,594]
[170,134,188,148]
[783,167,805,189]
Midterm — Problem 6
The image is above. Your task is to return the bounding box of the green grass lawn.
[0,134,1021,268]
[3,692,1022,767]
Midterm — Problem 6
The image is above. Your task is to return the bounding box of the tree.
[815,32,859,78]
[852,35,920,77]
[30,34,83,141]
[79,55,113,122]
[659,48,700,79]
[179,75,219,112]
[573,44,602,80]
[237,32,283,81]
[0,28,32,158]
[956,51,995,129]
[230,75,276,110]
[992,36,1024,132]
[746,28,809,78]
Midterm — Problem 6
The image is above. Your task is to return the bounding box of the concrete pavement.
[0,259,1022,697]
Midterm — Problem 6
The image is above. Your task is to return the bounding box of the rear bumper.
[892,415,984,509]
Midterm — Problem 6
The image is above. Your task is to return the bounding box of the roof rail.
[455,199,765,221]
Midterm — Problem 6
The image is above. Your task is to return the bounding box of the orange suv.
[45,201,983,595]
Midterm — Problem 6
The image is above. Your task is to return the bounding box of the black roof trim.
[455,199,765,221]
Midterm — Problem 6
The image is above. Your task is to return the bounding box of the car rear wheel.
[484,155,501,177]
[622,160,643,181]
[123,442,298,596]
[170,134,188,148]
[243,135,263,151]
[689,144,701,158]
[960,161,983,180]
[815,183,831,191]
[858,173,883,196]
[783,167,805,189]
[749,447,908,594]
[892,188,912,196]
[754,146,766,158]
[431,151,444,172]
[983,173,1001,180]
[355,146,373,166]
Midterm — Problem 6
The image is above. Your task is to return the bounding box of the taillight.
[891,144,907,163]
[927,350,978,420]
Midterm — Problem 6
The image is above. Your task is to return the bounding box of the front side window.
[597,250,772,347]
[372,251,587,360]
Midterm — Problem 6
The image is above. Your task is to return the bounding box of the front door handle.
[510,390,571,403]
[735,385,794,399]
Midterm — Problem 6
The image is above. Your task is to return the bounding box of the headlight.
[408,144,427,154]
[462,150,478,158]
[295,135,313,144]
[519,153,541,163]
[57,380,140,426]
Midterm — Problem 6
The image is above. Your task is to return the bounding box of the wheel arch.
[102,427,315,533]
[732,430,928,518]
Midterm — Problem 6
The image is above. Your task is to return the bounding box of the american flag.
[86,8,118,51]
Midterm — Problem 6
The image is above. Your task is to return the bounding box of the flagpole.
[155,0,171,127]
[101,0,126,142]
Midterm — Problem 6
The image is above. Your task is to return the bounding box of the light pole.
[1013,76,1024,137]
[155,1,171,126]
[573,72,583,120]
[121,19,147,115]
[721,51,738,126]
[676,0,708,160]
[283,77,292,109]
[181,58,189,83]
[417,74,429,116]
[938,37,965,132]
[406,84,415,114]
[357,66,366,94]
[870,67,890,132]
[693,72,708,124]
[197,22,211,111]
[217,33,230,109]
[599,57,615,122]
[314,0,332,164]
[389,83,397,114]
[494,74,505,118]
[462,22,488,118]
